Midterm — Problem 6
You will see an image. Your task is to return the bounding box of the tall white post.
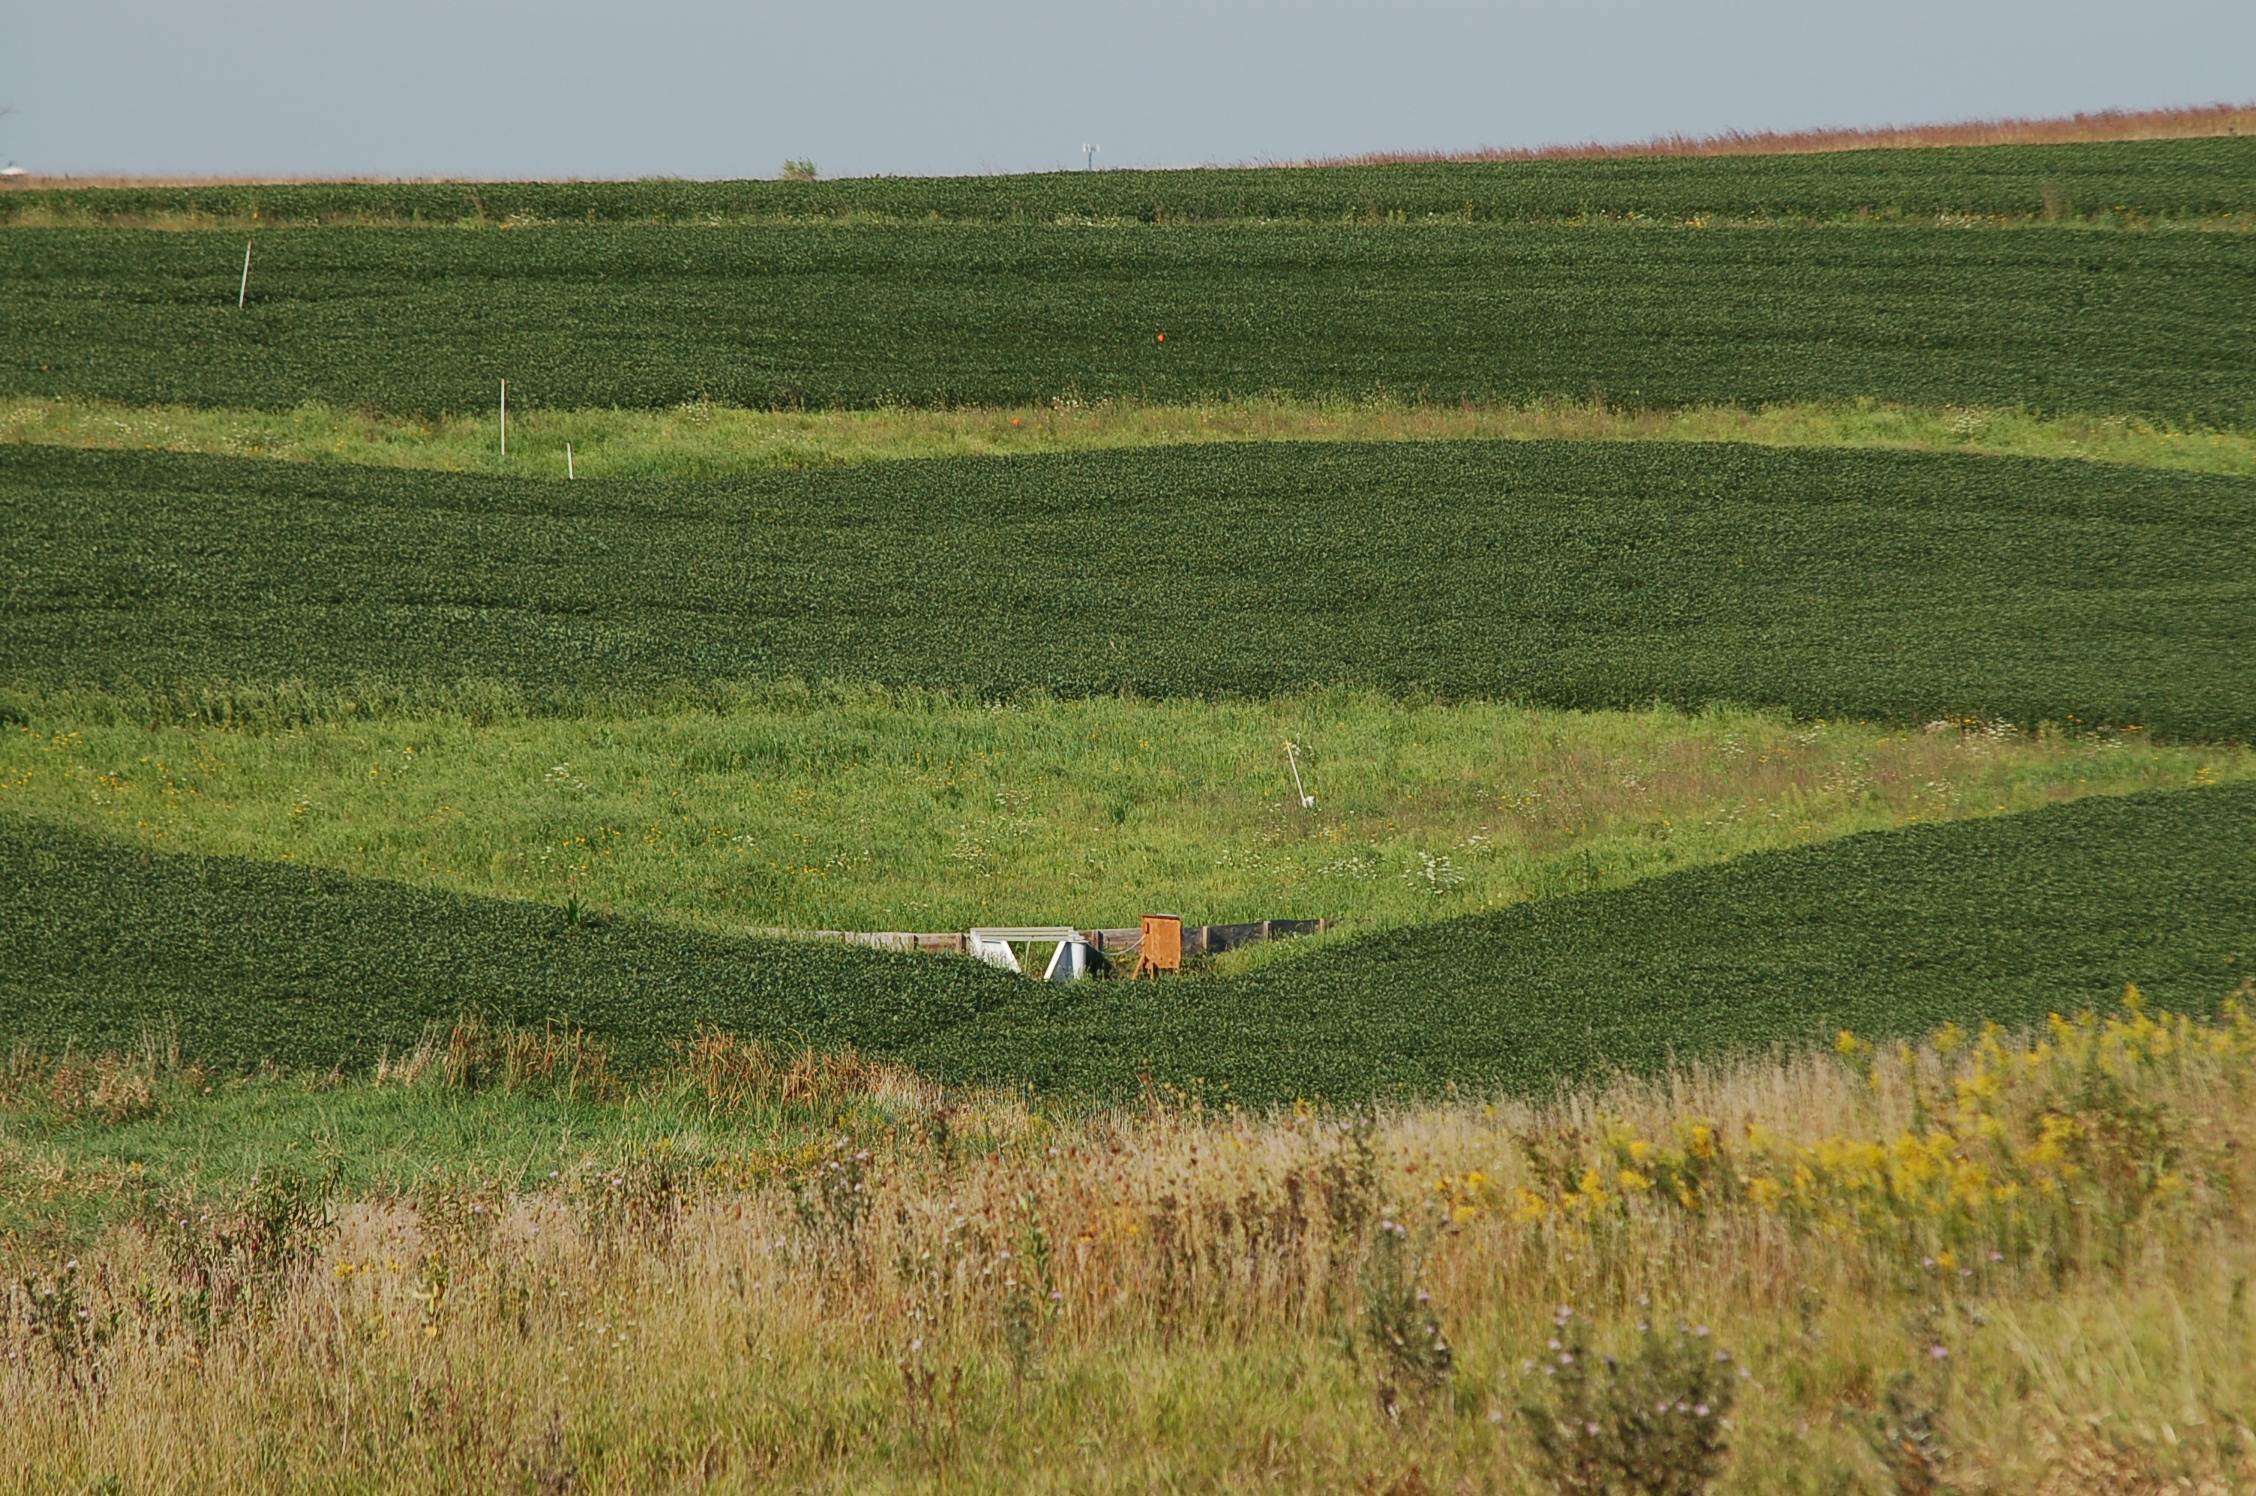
[499,380,507,457]
[238,240,252,309]
[566,442,574,480]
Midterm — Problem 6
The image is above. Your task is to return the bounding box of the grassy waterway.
[4,697,2238,938]
[6,393,2255,480]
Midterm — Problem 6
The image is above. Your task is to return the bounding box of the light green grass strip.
[6,694,2241,943]
[5,394,2252,480]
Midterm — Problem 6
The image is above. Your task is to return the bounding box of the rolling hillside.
[4,223,2251,425]
[7,441,2253,737]
[0,814,1021,1072]
[8,784,2249,1098]
[930,782,2256,1100]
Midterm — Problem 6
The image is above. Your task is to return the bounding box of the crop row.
[4,225,2251,426]
[932,782,2256,1101]
[6,136,2252,226]
[6,442,2254,739]
[8,783,2249,1097]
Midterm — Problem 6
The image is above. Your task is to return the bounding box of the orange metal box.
[1132,914,1182,979]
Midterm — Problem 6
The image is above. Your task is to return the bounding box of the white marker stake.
[1286,741,1315,810]
[499,380,507,457]
[238,240,252,308]
[566,442,574,480]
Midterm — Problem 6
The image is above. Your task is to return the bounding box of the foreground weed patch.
[0,1020,954,1242]
[6,1005,2256,1492]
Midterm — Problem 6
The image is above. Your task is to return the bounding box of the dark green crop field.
[0,815,1021,1073]
[5,224,2251,425]
[930,782,2256,1101]
[10,136,2252,226]
[8,784,2250,1099]
[7,442,2254,737]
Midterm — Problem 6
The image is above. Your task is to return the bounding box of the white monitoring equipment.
[966,926,1095,982]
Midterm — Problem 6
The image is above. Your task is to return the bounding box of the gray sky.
[6,2,2251,179]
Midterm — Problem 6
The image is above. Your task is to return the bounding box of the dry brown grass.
[360,1018,934,1116]
[1324,102,2256,167]
[2,1024,179,1128]
[6,1006,2254,1492]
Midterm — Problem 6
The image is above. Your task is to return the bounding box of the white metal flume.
[966,925,1094,981]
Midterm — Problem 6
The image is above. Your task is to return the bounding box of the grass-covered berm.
[4,222,2252,426]
[8,441,2256,738]
[4,693,2235,937]
[7,783,2252,1100]
[5,1001,2254,1492]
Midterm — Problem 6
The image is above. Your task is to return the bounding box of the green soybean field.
[0,813,1021,1074]
[7,441,2255,738]
[5,224,2252,426]
[7,782,2249,1099]
[927,781,2256,1101]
